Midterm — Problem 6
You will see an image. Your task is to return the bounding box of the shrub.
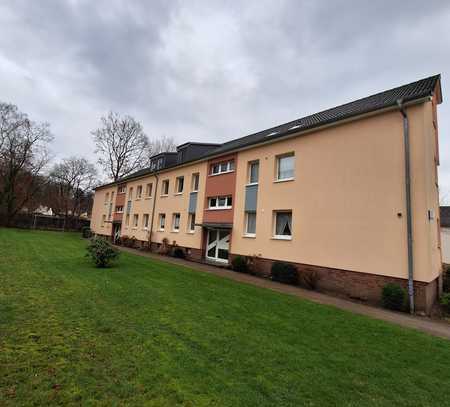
[81,226,92,239]
[271,261,298,285]
[298,269,320,290]
[86,237,119,268]
[440,293,450,313]
[443,264,450,293]
[121,235,137,248]
[231,256,249,273]
[382,283,406,311]
[158,238,170,255]
[173,247,186,258]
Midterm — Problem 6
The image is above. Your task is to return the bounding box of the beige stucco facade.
[232,101,441,283]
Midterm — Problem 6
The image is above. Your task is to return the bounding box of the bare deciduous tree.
[92,112,149,181]
[148,135,177,156]
[0,102,53,225]
[50,157,97,218]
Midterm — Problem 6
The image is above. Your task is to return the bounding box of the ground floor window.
[245,212,256,236]
[143,214,149,229]
[274,211,292,239]
[133,214,139,228]
[159,213,166,231]
[125,214,130,227]
[172,213,180,231]
[101,214,106,227]
[188,213,196,232]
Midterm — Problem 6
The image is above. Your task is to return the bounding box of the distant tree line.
[0,102,176,226]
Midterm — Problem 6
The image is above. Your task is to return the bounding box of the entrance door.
[113,224,121,243]
[206,229,230,263]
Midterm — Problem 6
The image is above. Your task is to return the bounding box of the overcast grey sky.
[1,0,449,198]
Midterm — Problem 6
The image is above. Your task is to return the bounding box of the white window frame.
[116,206,124,213]
[187,213,196,233]
[244,212,256,237]
[159,213,166,231]
[145,183,153,198]
[175,176,184,194]
[273,210,293,240]
[161,180,169,196]
[208,196,232,210]
[210,160,235,176]
[133,214,139,228]
[172,213,181,232]
[275,153,295,182]
[247,160,259,185]
[191,173,199,192]
[118,186,126,194]
[136,185,142,199]
[128,187,133,200]
[142,213,149,229]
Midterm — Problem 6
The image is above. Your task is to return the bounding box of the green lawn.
[0,229,449,406]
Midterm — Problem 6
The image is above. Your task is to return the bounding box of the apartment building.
[91,74,443,313]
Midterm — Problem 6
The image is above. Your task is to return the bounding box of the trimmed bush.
[81,226,92,239]
[440,293,450,314]
[271,261,298,285]
[443,264,450,293]
[298,269,320,290]
[231,256,249,273]
[173,247,186,258]
[382,283,406,311]
[86,237,119,268]
[121,236,137,248]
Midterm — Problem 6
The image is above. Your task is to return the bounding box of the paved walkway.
[118,246,450,340]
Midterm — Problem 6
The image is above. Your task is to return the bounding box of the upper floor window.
[191,173,199,192]
[176,176,184,194]
[145,183,153,198]
[118,185,126,194]
[188,213,196,232]
[172,213,181,231]
[128,187,133,200]
[273,211,292,240]
[116,205,124,213]
[133,214,139,228]
[248,161,259,185]
[125,214,130,226]
[159,213,166,231]
[208,196,232,209]
[136,185,142,199]
[105,193,109,204]
[276,153,295,181]
[161,180,169,196]
[210,160,234,175]
[111,191,115,202]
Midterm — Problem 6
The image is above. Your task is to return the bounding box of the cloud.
[0,0,449,193]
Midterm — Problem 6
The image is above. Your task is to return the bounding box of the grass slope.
[0,228,449,406]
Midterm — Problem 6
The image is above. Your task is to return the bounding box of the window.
[172,213,181,231]
[159,213,166,231]
[188,213,196,232]
[145,183,153,198]
[245,212,256,236]
[276,153,295,181]
[105,193,109,203]
[101,214,106,226]
[210,160,235,175]
[125,214,130,227]
[111,192,115,202]
[274,211,292,239]
[133,214,139,228]
[248,161,259,184]
[108,202,112,220]
[208,196,232,209]
[136,185,142,199]
[191,173,199,192]
[118,185,126,194]
[161,180,169,196]
[116,206,124,213]
[143,214,149,229]
[176,176,184,194]
[128,187,133,200]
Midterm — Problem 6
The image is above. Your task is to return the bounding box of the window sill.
[209,170,235,177]
[271,235,292,241]
[171,230,180,233]
[145,196,152,200]
[246,182,258,187]
[191,189,199,193]
[157,229,165,232]
[207,207,232,211]
[243,234,256,238]
[273,178,294,184]
[160,194,168,198]
[135,198,142,201]
[174,192,183,196]
[186,231,195,234]
[132,227,138,230]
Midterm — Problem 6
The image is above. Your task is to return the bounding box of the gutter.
[397,98,415,314]
[148,173,159,249]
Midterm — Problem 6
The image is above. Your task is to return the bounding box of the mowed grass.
[0,229,449,406]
